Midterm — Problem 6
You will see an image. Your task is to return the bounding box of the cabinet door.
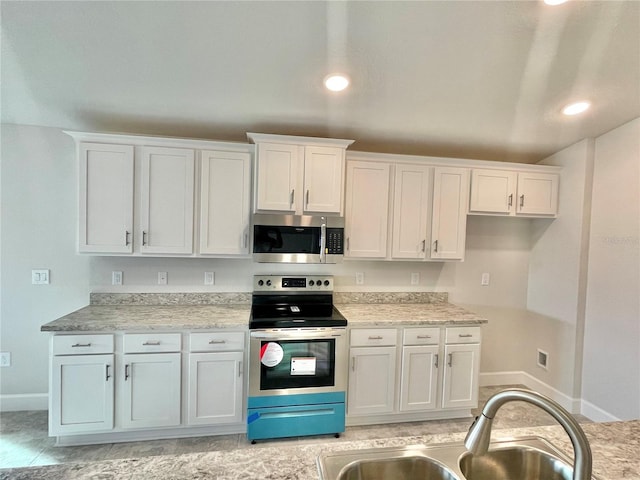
[121,353,181,429]
[391,164,431,259]
[430,167,469,260]
[140,146,195,254]
[345,161,391,258]
[50,354,114,435]
[400,345,439,412]
[303,146,344,214]
[188,352,243,425]
[516,172,559,216]
[199,150,251,255]
[469,169,517,215]
[442,343,480,409]
[255,143,299,212]
[78,143,134,253]
[347,346,396,415]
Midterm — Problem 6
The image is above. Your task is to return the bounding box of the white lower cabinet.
[347,325,481,425]
[120,352,182,429]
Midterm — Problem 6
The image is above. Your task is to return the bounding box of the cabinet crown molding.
[247,132,354,149]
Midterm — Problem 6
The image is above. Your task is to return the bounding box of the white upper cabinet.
[78,142,134,253]
[469,168,559,217]
[199,150,251,255]
[248,133,354,215]
[391,164,431,259]
[345,160,391,258]
[430,167,469,260]
[140,146,195,255]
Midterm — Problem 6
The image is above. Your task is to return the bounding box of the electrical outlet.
[112,271,123,285]
[481,272,490,286]
[355,272,364,285]
[411,272,420,285]
[0,352,11,367]
[158,272,168,285]
[204,272,215,285]
[32,269,50,285]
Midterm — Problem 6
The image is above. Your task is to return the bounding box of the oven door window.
[253,226,320,254]
[260,339,335,390]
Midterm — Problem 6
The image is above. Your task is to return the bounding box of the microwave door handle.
[320,221,327,263]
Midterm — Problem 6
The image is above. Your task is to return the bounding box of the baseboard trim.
[0,393,48,412]
[580,399,621,423]
[480,371,581,414]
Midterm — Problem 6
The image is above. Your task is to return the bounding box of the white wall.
[0,124,91,410]
[582,118,640,421]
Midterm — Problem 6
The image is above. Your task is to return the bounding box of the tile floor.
[0,385,590,469]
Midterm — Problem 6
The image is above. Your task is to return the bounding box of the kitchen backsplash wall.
[89,215,533,309]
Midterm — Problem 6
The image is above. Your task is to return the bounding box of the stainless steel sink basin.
[317,437,598,480]
[460,444,573,480]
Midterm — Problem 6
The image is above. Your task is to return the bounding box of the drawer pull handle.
[448,353,453,367]
[458,334,473,338]
[434,354,439,368]
[72,343,91,347]
[106,364,111,381]
[125,364,130,381]
[209,340,226,344]
[417,335,432,339]
[368,335,384,340]
[143,341,161,346]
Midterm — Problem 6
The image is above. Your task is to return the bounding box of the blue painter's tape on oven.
[247,392,345,441]
[248,391,345,408]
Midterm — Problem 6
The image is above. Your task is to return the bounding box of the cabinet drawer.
[123,333,182,353]
[351,328,397,347]
[403,327,440,345]
[52,334,114,355]
[190,331,245,352]
[445,326,481,344]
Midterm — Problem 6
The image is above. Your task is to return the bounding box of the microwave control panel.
[326,228,344,254]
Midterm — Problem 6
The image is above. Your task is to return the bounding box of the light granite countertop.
[1,421,637,479]
[335,302,486,325]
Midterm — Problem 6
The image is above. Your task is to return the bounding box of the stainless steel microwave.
[252,214,344,264]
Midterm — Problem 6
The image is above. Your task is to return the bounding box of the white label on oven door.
[260,342,284,367]
[291,357,316,375]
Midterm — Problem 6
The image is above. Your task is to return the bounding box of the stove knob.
[324,280,330,286]
[266,280,272,286]
[309,280,315,286]
[258,280,264,286]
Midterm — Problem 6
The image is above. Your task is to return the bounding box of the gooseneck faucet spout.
[464,388,592,480]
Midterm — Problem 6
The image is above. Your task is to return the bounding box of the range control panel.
[253,275,334,292]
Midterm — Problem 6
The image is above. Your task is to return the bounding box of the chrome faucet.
[464,388,592,480]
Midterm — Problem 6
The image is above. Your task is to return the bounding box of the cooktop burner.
[249,275,347,329]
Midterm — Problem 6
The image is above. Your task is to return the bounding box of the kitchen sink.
[317,437,598,480]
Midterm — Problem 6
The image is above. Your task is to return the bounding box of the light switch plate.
[481,273,490,286]
[204,272,215,285]
[32,269,50,285]
[0,352,11,367]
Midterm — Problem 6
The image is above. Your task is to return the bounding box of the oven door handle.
[250,330,344,340]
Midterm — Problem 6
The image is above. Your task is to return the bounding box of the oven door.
[249,328,347,397]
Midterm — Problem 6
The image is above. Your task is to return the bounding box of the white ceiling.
[2,1,639,163]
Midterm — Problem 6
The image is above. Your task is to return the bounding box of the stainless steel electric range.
[247,275,347,443]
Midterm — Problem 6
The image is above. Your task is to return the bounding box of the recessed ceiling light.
[562,101,591,116]
[544,0,568,5]
[324,74,350,92]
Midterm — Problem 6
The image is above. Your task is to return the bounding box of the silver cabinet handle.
[417,335,432,339]
[125,230,131,246]
[520,194,525,208]
[458,334,473,338]
[142,341,161,346]
[346,237,350,251]
[106,364,111,381]
[243,234,248,248]
[447,353,453,367]
[208,340,226,344]
[142,231,148,246]
[290,189,295,207]
[125,364,130,381]
[72,343,91,348]
[238,361,243,377]
[306,189,310,207]
[368,335,383,340]
[434,240,439,252]
[421,239,426,252]
[508,194,513,207]
[351,356,356,372]
[434,354,439,368]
